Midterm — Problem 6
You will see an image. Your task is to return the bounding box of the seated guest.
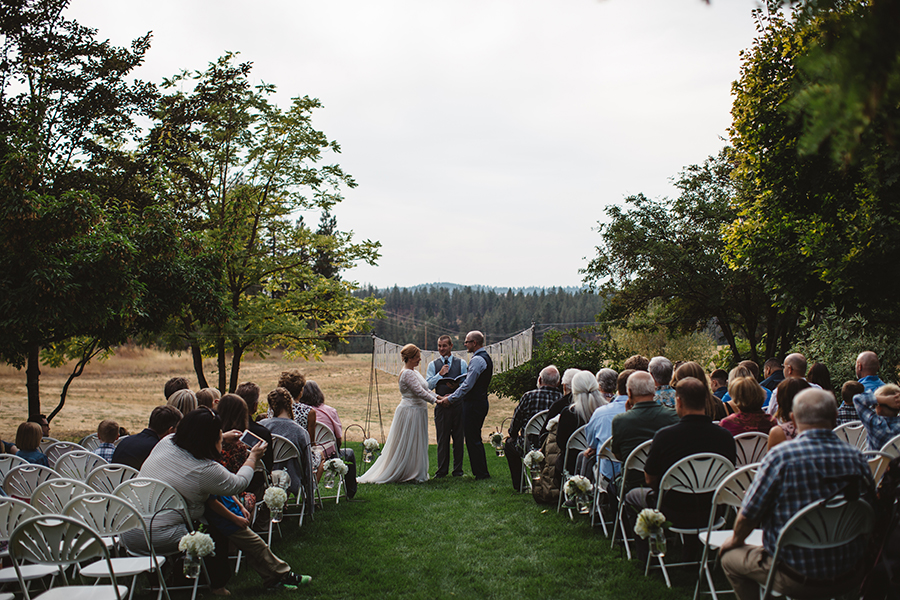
[722,364,772,411]
[269,369,317,443]
[759,358,784,392]
[167,388,198,415]
[719,377,776,436]
[235,381,274,495]
[806,362,833,396]
[596,368,618,403]
[837,380,864,425]
[1,438,18,454]
[95,419,119,461]
[671,361,726,421]
[505,365,562,492]
[855,383,900,451]
[767,378,811,451]
[260,387,317,506]
[15,422,48,466]
[196,387,222,410]
[582,369,633,487]
[216,394,252,473]
[299,380,357,499]
[649,356,675,408]
[721,389,873,599]
[28,414,50,438]
[710,369,729,399]
[112,405,182,470]
[163,376,189,401]
[130,408,309,594]
[557,371,605,471]
[722,365,754,416]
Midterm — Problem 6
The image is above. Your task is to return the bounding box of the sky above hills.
[67,0,762,289]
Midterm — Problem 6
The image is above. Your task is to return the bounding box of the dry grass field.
[0,348,516,445]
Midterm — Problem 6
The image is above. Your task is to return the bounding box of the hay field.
[0,349,515,444]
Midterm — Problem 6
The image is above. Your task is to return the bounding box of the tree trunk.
[191,342,209,389]
[229,344,244,393]
[717,316,741,365]
[26,341,41,420]
[217,336,227,393]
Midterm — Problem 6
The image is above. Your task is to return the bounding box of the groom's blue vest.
[468,349,493,403]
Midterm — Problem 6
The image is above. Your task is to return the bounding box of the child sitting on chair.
[95,419,119,461]
[15,422,48,466]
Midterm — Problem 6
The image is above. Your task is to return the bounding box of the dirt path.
[0,349,515,444]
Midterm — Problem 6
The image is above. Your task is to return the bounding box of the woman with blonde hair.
[167,388,198,415]
[359,344,437,484]
[719,377,775,436]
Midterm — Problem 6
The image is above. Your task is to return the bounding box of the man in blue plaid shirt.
[504,365,561,491]
[721,388,874,599]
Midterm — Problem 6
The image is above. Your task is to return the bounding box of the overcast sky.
[66,0,762,290]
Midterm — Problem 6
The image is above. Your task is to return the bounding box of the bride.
[359,344,436,484]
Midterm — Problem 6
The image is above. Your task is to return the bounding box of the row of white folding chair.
[2,463,139,501]
[591,436,619,535]
[833,420,868,450]
[518,410,549,494]
[314,422,348,504]
[557,424,590,519]
[45,443,87,468]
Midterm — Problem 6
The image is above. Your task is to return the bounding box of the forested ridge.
[343,284,606,352]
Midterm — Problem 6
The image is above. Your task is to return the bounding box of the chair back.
[734,432,769,467]
[763,493,874,598]
[38,438,59,453]
[64,492,147,538]
[86,464,139,494]
[658,453,735,497]
[45,442,86,467]
[703,464,758,534]
[622,439,653,477]
[863,450,892,485]
[79,433,103,452]
[54,450,108,481]
[834,421,868,451]
[597,435,618,464]
[0,497,42,541]
[2,464,59,500]
[271,434,301,464]
[314,422,338,457]
[113,477,191,528]
[522,410,549,453]
[31,478,94,514]
[9,514,123,598]
[881,433,900,459]
[0,454,29,482]
[563,424,590,473]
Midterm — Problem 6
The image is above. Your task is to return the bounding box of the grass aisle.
[226,445,692,600]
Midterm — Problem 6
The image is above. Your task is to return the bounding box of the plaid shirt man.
[740,428,873,579]
[853,391,900,450]
[508,386,561,445]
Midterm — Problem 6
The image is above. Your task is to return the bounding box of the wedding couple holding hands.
[357,331,492,484]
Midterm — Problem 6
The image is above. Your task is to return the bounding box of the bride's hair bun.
[400,344,420,363]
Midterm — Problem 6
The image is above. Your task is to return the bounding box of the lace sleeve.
[400,369,437,405]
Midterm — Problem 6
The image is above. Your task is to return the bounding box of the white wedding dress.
[358,368,436,484]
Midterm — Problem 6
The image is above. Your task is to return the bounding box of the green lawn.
[213,444,697,599]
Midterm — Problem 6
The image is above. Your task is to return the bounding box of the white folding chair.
[591,435,620,535]
[79,434,102,452]
[0,454,29,483]
[114,478,206,600]
[2,464,59,501]
[31,478,94,515]
[38,439,59,454]
[557,424,591,518]
[610,439,653,559]
[693,464,760,600]
[863,450,892,486]
[761,493,874,599]
[64,492,171,600]
[0,498,59,591]
[733,432,768,467]
[54,451,108,481]
[881,432,900,459]
[518,409,549,494]
[646,453,734,588]
[833,420,868,451]
[9,514,128,600]
[314,423,347,504]
[270,434,306,528]
[44,442,85,468]
[86,464,140,494]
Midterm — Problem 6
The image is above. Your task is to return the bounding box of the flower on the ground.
[363,438,380,451]
[523,450,544,469]
[271,469,291,490]
[635,508,668,539]
[564,475,593,497]
[324,457,349,476]
[264,486,288,510]
[178,531,214,557]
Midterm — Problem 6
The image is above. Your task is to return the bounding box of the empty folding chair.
[30,478,94,515]
[54,451,107,481]
[610,439,653,559]
[2,464,59,502]
[86,464,140,494]
[833,420,868,451]
[44,442,85,468]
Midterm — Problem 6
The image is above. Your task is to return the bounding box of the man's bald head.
[783,353,807,379]
[856,351,880,379]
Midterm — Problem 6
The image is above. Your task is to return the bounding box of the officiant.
[426,335,468,477]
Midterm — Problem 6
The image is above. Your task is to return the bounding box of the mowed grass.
[222,444,693,600]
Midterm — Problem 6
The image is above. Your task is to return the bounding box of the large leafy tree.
[149,55,381,392]
[724,3,900,326]
[0,0,198,419]
[582,150,796,364]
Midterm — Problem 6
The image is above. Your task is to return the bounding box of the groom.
[438,330,492,480]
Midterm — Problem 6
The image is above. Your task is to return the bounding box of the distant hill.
[388,282,587,295]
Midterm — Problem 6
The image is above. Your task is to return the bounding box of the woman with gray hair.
[557,371,606,466]
[596,368,618,402]
[539,368,580,442]
[167,388,197,415]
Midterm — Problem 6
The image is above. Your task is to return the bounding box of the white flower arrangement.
[523,449,544,469]
[363,438,380,451]
[270,469,291,490]
[178,531,215,557]
[563,475,593,497]
[634,508,668,539]
[264,486,288,510]
[489,432,503,447]
[323,457,349,476]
